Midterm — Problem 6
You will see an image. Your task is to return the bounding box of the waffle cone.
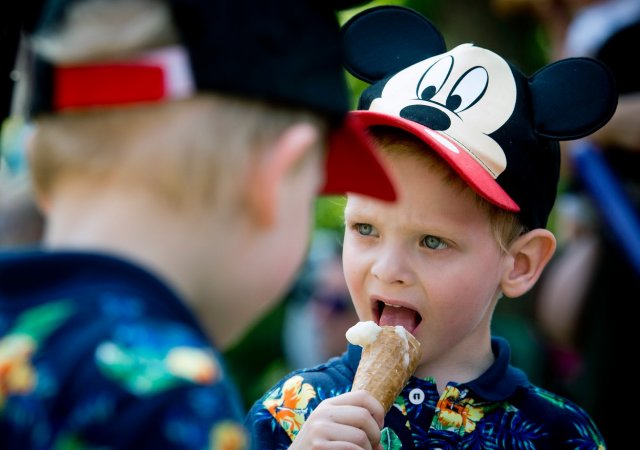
[351,326,421,413]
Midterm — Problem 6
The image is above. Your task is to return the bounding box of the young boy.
[0,0,396,449]
[246,6,617,449]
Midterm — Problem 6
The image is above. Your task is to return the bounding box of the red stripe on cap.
[54,65,166,111]
[323,114,397,202]
[351,110,519,212]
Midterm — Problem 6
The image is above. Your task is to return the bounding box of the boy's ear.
[246,122,320,227]
[500,229,557,298]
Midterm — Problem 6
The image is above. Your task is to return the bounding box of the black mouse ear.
[342,5,446,83]
[530,57,618,140]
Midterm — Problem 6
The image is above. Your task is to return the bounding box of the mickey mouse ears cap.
[342,6,618,229]
[28,0,397,202]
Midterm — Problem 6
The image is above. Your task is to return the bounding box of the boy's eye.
[356,223,374,236]
[422,235,447,250]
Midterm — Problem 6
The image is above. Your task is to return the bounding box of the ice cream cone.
[348,323,421,413]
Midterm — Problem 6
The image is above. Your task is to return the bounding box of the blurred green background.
[224,0,552,410]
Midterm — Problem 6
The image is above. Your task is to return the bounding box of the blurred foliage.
[223,300,289,410]
[225,0,550,411]
[313,195,347,230]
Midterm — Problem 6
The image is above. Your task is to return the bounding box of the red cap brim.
[351,110,519,212]
[322,113,397,202]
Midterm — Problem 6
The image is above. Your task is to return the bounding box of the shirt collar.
[345,336,529,402]
[464,336,530,401]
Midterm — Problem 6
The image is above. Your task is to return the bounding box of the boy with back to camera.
[246,6,617,449]
[0,0,397,448]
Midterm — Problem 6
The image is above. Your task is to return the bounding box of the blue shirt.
[0,250,248,449]
[246,338,606,449]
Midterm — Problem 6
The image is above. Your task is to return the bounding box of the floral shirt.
[246,338,605,449]
[0,250,248,450]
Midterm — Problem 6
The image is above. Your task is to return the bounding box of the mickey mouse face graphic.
[342,5,617,229]
[367,43,516,179]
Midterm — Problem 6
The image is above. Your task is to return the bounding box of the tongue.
[379,306,419,333]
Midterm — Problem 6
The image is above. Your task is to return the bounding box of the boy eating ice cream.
[246,5,616,449]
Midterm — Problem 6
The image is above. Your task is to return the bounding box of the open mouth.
[374,300,422,334]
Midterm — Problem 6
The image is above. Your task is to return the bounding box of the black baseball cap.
[341,6,618,229]
[28,0,397,201]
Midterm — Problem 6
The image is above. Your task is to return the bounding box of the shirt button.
[408,388,425,405]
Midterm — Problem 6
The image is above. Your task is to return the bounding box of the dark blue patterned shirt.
[0,250,248,449]
[246,338,605,449]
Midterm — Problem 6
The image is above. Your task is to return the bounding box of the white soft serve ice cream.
[345,320,381,346]
[346,321,414,368]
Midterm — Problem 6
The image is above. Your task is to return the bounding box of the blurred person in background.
[493,1,640,447]
[0,0,397,448]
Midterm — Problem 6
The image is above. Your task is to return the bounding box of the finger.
[303,402,380,446]
[292,419,375,450]
[325,405,382,446]
[331,390,385,427]
[326,422,375,450]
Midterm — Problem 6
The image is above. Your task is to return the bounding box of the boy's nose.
[370,244,413,285]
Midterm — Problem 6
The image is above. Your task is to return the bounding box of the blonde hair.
[370,127,526,251]
[28,0,327,207]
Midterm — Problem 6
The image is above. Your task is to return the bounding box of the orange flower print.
[209,421,248,450]
[435,386,485,434]
[0,334,38,409]
[263,375,316,441]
